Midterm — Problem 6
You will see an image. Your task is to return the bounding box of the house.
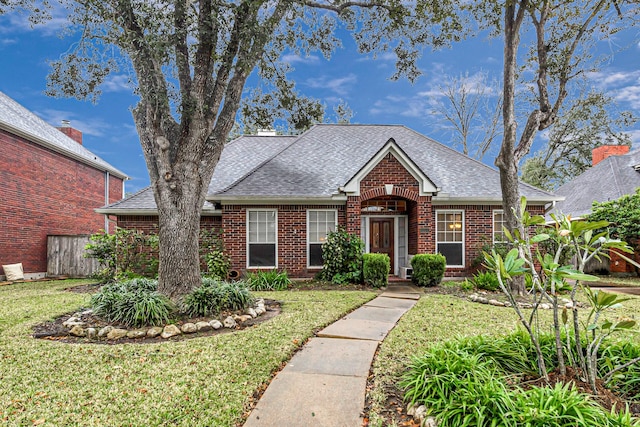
[98,124,559,278]
[551,144,640,274]
[0,91,128,280]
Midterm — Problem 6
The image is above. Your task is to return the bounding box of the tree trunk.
[497,1,527,296]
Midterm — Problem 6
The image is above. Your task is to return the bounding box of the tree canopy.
[589,188,640,248]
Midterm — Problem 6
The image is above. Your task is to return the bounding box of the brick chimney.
[592,145,630,166]
[57,120,83,145]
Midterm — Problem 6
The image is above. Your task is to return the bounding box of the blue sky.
[1,7,638,194]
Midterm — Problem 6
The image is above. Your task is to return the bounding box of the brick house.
[99,124,558,278]
[551,145,640,275]
[0,91,128,280]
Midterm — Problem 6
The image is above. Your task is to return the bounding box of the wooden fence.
[47,235,100,278]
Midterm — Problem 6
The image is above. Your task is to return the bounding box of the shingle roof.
[100,124,558,213]
[551,148,640,218]
[0,91,128,179]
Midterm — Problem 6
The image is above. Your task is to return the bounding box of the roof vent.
[257,129,277,136]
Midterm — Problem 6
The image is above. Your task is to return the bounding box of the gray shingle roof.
[100,124,558,213]
[551,148,640,218]
[0,91,128,179]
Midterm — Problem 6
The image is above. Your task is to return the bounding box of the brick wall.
[0,129,124,276]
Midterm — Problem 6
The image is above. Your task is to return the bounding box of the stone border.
[468,292,583,309]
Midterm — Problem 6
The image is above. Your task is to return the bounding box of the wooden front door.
[370,218,394,272]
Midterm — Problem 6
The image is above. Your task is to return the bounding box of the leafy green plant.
[410,254,446,287]
[182,279,254,317]
[598,341,640,401]
[459,279,475,291]
[363,253,390,288]
[205,250,231,280]
[85,227,159,283]
[90,278,174,327]
[472,271,500,291]
[320,227,364,285]
[245,270,291,291]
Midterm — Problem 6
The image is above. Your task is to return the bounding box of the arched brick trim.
[360,186,420,202]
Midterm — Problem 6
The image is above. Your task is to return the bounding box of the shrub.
[182,278,254,317]
[363,253,390,288]
[245,270,291,291]
[90,278,174,327]
[320,227,364,285]
[411,254,446,287]
[459,279,475,291]
[85,228,159,283]
[205,250,231,280]
[472,271,500,291]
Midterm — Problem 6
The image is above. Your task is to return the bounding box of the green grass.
[366,290,640,427]
[0,279,376,426]
[595,276,640,287]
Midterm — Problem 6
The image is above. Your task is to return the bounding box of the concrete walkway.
[243,284,420,427]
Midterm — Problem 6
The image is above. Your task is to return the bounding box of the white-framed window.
[493,210,506,243]
[307,209,337,268]
[247,209,277,268]
[436,210,464,267]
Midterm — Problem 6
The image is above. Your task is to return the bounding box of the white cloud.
[38,108,111,137]
[0,38,17,46]
[615,84,640,109]
[356,52,396,63]
[588,70,640,88]
[102,74,134,93]
[0,4,72,36]
[305,74,357,95]
[281,53,320,65]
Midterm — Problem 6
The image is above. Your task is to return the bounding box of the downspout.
[104,171,110,232]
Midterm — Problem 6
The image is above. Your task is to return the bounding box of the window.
[436,211,464,267]
[307,210,337,267]
[247,210,277,268]
[493,210,506,243]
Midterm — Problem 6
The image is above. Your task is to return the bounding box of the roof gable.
[342,138,439,196]
[0,91,127,179]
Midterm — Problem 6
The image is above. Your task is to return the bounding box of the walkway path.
[243,284,420,427]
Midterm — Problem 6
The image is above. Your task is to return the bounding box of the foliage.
[85,228,159,283]
[472,271,500,291]
[410,254,446,287]
[319,227,364,285]
[598,341,640,401]
[363,253,390,288]
[520,91,635,191]
[483,196,639,391]
[204,250,231,280]
[245,270,291,291]
[182,278,254,317]
[90,278,174,327]
[590,188,640,251]
[471,238,510,269]
[459,279,475,292]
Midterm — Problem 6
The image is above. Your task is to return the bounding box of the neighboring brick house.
[551,145,640,275]
[99,124,558,278]
[0,91,128,280]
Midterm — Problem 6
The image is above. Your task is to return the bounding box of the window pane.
[249,244,276,267]
[438,243,463,266]
[309,244,324,267]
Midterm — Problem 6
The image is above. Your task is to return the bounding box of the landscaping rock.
[98,326,114,338]
[422,416,437,427]
[181,323,197,334]
[540,303,551,310]
[223,316,237,329]
[107,328,128,340]
[255,306,266,316]
[246,307,257,318]
[81,309,93,316]
[127,330,147,339]
[63,317,84,328]
[147,326,163,338]
[195,321,212,332]
[161,324,182,339]
[86,328,97,340]
[234,314,252,323]
[476,297,489,304]
[69,325,86,337]
[488,299,504,307]
[210,320,223,330]
[414,405,428,422]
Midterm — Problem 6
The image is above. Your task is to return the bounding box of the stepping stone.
[365,296,417,310]
[380,292,420,300]
[345,306,408,324]
[282,338,377,377]
[317,318,392,342]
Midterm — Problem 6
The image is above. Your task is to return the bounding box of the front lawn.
[0,279,376,426]
[366,285,640,426]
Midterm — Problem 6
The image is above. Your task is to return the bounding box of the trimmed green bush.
[245,269,291,291]
[204,250,231,280]
[472,271,500,291]
[410,253,446,287]
[182,278,254,317]
[363,253,390,288]
[90,278,174,327]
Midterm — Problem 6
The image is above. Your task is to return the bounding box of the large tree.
[45,0,462,300]
[520,91,635,191]
[491,0,638,293]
